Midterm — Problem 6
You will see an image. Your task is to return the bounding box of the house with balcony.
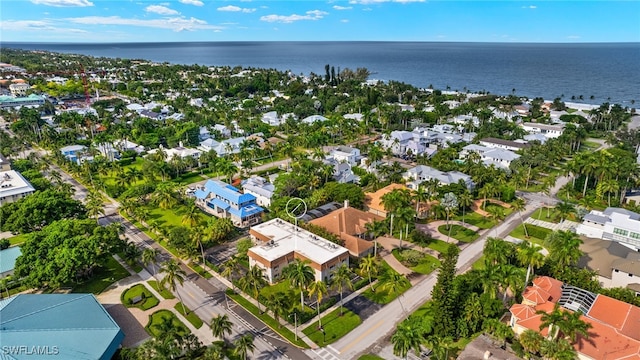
[248,218,349,283]
[241,176,275,208]
[195,180,263,227]
[576,207,640,251]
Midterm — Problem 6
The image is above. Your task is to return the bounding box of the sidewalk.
[524,217,579,232]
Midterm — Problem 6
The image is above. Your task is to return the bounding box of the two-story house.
[195,180,264,227]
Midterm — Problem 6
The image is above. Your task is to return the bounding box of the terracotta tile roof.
[589,295,640,342]
[309,206,382,257]
[532,276,563,301]
[364,183,407,216]
[342,234,374,257]
[523,286,552,305]
[509,304,536,320]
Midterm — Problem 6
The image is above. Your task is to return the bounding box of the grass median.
[302,308,361,345]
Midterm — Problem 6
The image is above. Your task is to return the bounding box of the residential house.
[113,139,144,154]
[301,115,328,125]
[248,218,349,283]
[8,82,29,97]
[147,142,201,162]
[523,133,549,144]
[460,144,521,169]
[195,180,264,227]
[479,137,530,152]
[578,237,640,291]
[0,246,21,278]
[329,146,361,166]
[332,162,360,184]
[300,202,343,223]
[190,98,204,107]
[576,207,640,251]
[509,276,640,360]
[343,113,364,122]
[0,294,125,360]
[139,109,164,121]
[310,203,384,258]
[199,137,244,157]
[364,183,408,217]
[199,126,211,141]
[60,144,91,164]
[403,165,474,190]
[0,94,45,109]
[261,111,284,126]
[213,124,232,138]
[241,176,275,208]
[521,122,565,139]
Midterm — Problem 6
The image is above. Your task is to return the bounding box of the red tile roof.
[509,304,536,320]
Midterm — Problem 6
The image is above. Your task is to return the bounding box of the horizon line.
[2,40,639,45]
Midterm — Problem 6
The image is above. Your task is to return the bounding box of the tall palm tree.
[153,182,177,209]
[519,329,545,356]
[210,314,233,342]
[308,280,328,328]
[358,256,379,292]
[458,190,474,225]
[391,318,424,359]
[487,205,505,237]
[556,201,575,222]
[497,264,524,302]
[540,338,577,360]
[413,185,429,218]
[202,342,225,360]
[282,259,315,309]
[516,242,545,288]
[238,265,267,312]
[512,197,528,237]
[85,190,105,222]
[142,247,161,282]
[558,310,593,343]
[380,271,409,315]
[221,256,239,290]
[545,230,583,270]
[538,304,567,341]
[181,202,202,228]
[484,237,511,266]
[365,220,387,256]
[331,264,353,316]
[233,334,256,360]
[160,259,188,315]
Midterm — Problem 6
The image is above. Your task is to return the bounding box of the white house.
[261,111,284,126]
[199,137,244,157]
[576,207,640,251]
[213,124,231,138]
[147,142,201,162]
[301,115,328,125]
[520,122,565,139]
[242,176,275,208]
[9,83,29,97]
[461,144,521,169]
[479,137,530,152]
[329,146,361,166]
[403,165,474,190]
[0,170,35,206]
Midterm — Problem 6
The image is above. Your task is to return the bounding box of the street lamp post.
[289,311,298,341]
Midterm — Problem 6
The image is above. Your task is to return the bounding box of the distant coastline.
[2,41,638,105]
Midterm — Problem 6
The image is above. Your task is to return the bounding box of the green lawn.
[174,302,204,329]
[121,284,159,310]
[145,309,189,338]
[190,262,213,279]
[227,292,309,348]
[358,355,385,360]
[530,208,561,223]
[71,255,130,294]
[391,248,440,275]
[454,211,495,229]
[7,234,28,246]
[148,280,176,299]
[509,224,552,248]
[303,308,361,345]
[472,255,486,270]
[437,224,479,243]
[425,238,452,253]
[362,263,411,305]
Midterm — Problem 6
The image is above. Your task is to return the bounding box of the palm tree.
[85,190,105,222]
[519,329,544,355]
[538,304,567,341]
[484,237,511,266]
[181,202,202,228]
[458,190,474,225]
[440,192,458,240]
[512,197,528,237]
[153,182,177,209]
[487,205,505,237]
[365,220,387,256]
[413,185,429,218]
[358,256,379,292]
[497,264,524,302]
[221,257,239,289]
[210,314,233,342]
[558,310,592,343]
[545,230,583,270]
[380,271,409,315]
[202,342,225,360]
[516,241,545,288]
[540,338,577,360]
[160,259,188,315]
[142,247,161,281]
[233,334,256,360]
[331,264,354,316]
[556,201,575,222]
[264,290,292,327]
[308,280,328,328]
[282,259,315,309]
[479,263,501,299]
[391,318,424,359]
[238,265,267,312]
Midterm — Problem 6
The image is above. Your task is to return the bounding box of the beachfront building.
[460,144,521,169]
[310,203,383,258]
[520,122,565,139]
[247,218,349,284]
[509,276,640,360]
[0,170,35,206]
[403,165,474,190]
[195,180,264,227]
[576,207,640,251]
[241,176,275,208]
[0,294,125,360]
[0,94,45,109]
[0,246,21,278]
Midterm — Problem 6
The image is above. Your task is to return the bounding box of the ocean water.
[3,41,639,105]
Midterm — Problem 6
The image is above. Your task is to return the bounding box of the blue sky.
[1,1,639,43]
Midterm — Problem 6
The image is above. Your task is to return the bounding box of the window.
[613,228,629,236]
[630,232,640,240]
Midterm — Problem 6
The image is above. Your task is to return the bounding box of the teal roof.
[0,246,21,275]
[0,94,45,103]
[0,294,124,360]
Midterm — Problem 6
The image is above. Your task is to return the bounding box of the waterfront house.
[195,180,264,227]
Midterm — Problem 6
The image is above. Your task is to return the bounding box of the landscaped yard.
[302,308,361,345]
[362,262,411,305]
[71,255,130,294]
[454,211,495,229]
[425,238,452,253]
[7,234,28,246]
[437,224,479,243]
[121,284,159,310]
[509,223,552,247]
[530,208,561,223]
[148,280,176,299]
[174,302,204,329]
[358,355,385,360]
[145,309,189,338]
[391,248,440,275]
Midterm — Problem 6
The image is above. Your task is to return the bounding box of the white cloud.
[522,5,537,9]
[340,19,349,23]
[349,0,424,3]
[0,19,88,33]
[333,5,352,10]
[66,16,222,32]
[145,5,179,15]
[179,0,204,6]
[260,10,328,23]
[31,0,93,7]
[217,5,256,13]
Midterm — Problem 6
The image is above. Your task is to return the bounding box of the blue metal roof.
[210,198,230,210]
[0,246,21,274]
[228,204,264,218]
[0,294,124,360]
[194,189,209,200]
[202,180,255,204]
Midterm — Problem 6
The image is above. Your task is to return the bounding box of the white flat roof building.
[0,170,35,206]
[248,218,349,283]
[576,207,640,251]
